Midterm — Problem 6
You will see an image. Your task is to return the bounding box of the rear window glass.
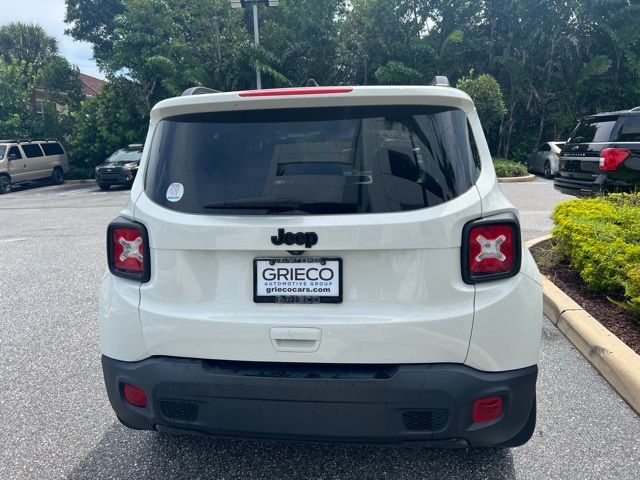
[616,116,640,142]
[568,118,617,144]
[21,144,44,158]
[41,143,64,156]
[0,145,5,158]
[146,106,480,215]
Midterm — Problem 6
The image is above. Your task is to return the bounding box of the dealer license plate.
[253,257,342,304]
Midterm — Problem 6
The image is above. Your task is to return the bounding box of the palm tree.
[0,22,59,70]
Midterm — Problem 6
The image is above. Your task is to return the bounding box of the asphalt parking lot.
[1,178,639,480]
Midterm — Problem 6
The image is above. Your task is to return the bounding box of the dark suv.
[554,108,640,197]
[95,144,143,190]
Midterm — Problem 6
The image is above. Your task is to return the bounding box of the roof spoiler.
[430,76,450,87]
[181,86,220,96]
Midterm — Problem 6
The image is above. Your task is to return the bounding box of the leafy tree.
[62,0,640,162]
[38,56,83,106]
[65,0,126,64]
[259,0,342,87]
[0,22,82,141]
[0,23,58,71]
[457,72,507,127]
[66,78,148,171]
[336,0,430,85]
[34,55,84,143]
[375,61,425,85]
[0,22,82,142]
[0,61,36,138]
[73,0,255,107]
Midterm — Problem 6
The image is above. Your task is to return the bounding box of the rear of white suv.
[99,84,542,448]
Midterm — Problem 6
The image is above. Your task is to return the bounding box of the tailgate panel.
[559,143,601,181]
[136,188,482,364]
[139,248,475,364]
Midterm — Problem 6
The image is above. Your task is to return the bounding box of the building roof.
[80,73,106,97]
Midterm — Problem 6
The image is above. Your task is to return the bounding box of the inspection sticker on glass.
[166,182,184,202]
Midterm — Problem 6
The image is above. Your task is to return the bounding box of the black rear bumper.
[554,175,636,197]
[553,176,601,196]
[102,356,537,447]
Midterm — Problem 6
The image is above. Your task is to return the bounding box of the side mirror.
[8,153,19,161]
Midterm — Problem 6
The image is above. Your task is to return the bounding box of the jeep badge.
[271,228,318,249]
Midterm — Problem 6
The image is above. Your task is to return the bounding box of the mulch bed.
[530,239,640,355]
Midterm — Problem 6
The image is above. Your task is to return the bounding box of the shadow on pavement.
[67,422,516,480]
[6,179,60,193]
[4,181,130,196]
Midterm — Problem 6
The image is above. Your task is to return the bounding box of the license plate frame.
[253,257,343,304]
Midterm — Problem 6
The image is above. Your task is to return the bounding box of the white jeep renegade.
[100,81,542,448]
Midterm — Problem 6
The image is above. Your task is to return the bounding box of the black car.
[95,144,144,190]
[554,108,640,197]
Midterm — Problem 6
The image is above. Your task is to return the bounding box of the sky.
[0,0,104,79]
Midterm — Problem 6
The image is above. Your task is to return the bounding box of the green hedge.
[552,193,640,315]
[66,167,95,180]
[492,157,528,178]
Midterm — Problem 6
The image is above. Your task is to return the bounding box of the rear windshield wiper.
[203,196,303,212]
[203,197,357,214]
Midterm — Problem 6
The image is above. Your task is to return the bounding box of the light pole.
[230,0,279,90]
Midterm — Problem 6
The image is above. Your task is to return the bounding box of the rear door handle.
[270,327,322,352]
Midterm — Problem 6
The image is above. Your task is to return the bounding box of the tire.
[494,397,537,448]
[98,183,111,191]
[543,161,553,179]
[50,167,64,185]
[0,174,11,194]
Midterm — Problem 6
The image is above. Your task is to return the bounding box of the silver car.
[525,141,565,178]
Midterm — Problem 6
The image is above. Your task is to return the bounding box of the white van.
[99,81,542,448]
[0,140,69,193]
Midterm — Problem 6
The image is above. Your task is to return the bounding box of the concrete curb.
[527,235,640,415]
[498,174,537,183]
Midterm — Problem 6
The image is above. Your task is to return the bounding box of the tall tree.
[0,22,82,140]
[0,23,58,70]
[0,61,36,137]
[66,78,147,171]
[63,0,640,160]
[65,0,126,64]
[258,0,342,87]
